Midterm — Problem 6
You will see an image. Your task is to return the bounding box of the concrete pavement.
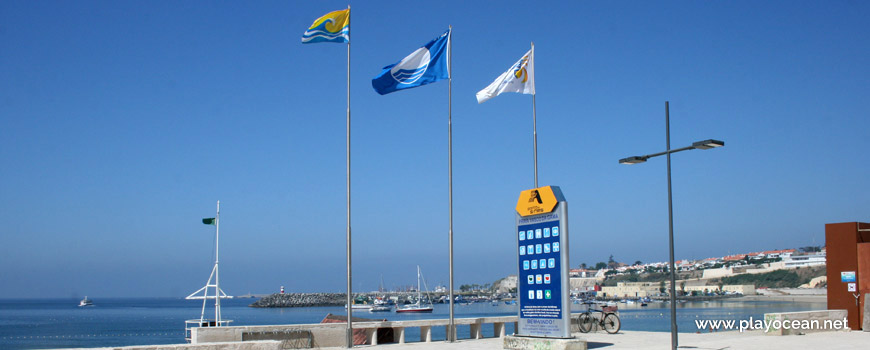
[322,330,869,350]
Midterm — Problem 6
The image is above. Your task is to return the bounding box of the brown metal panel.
[825,222,861,330]
[859,222,870,243]
[857,243,870,329]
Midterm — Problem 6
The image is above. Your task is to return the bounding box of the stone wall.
[763,310,849,335]
[64,340,282,350]
[192,323,346,347]
[193,316,521,347]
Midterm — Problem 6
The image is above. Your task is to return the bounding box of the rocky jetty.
[249,293,348,308]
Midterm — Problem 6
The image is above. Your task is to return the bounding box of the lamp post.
[618,101,724,350]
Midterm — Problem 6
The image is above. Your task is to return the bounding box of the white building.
[783,252,826,268]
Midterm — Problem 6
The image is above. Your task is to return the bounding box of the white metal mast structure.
[185,200,232,341]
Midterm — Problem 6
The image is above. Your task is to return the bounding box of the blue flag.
[372,30,450,95]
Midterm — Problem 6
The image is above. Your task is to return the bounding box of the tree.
[634,260,643,266]
[580,263,588,269]
[595,262,607,270]
[607,255,619,269]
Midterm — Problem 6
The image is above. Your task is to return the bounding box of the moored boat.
[396,304,433,313]
[345,295,375,310]
[396,266,434,313]
[369,305,391,312]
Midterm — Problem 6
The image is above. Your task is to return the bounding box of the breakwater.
[249,293,348,308]
[249,291,459,308]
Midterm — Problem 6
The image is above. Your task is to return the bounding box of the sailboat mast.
[417,266,422,304]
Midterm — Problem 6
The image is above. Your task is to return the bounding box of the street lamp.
[619,101,724,350]
[618,140,724,165]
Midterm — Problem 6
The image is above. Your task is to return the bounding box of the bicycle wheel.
[578,313,594,333]
[570,314,582,333]
[602,313,621,334]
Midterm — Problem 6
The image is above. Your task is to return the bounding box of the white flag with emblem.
[475,47,535,103]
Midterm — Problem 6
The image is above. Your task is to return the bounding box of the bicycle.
[575,302,621,334]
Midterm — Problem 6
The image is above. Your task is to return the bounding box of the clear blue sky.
[1,0,868,298]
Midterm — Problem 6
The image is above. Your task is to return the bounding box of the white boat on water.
[78,297,94,307]
[397,266,434,313]
[369,305,391,312]
[345,295,376,310]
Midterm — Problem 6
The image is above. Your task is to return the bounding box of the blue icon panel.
[517,220,562,320]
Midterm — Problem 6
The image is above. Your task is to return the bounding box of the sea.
[0,297,825,349]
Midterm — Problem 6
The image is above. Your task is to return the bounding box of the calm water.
[0,297,825,349]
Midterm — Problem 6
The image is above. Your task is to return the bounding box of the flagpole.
[344,5,353,349]
[214,200,221,324]
[447,26,456,343]
[531,42,538,188]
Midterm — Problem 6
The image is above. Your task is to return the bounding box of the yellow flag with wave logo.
[302,8,350,44]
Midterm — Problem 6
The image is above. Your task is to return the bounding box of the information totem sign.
[515,185,570,338]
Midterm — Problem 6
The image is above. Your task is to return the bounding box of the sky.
[1,0,868,298]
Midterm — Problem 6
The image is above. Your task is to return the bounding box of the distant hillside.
[715,266,826,288]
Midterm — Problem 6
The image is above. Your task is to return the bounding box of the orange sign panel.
[516,186,559,217]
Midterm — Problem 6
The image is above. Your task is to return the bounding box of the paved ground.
[739,295,827,303]
[324,330,870,350]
